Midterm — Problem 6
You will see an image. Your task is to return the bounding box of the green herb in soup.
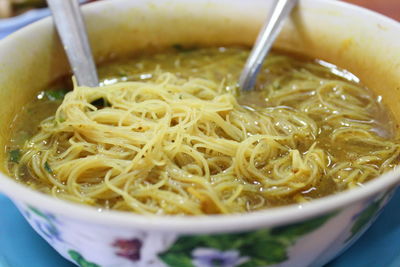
[6,47,400,215]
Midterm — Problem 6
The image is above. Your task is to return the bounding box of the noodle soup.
[6,47,400,215]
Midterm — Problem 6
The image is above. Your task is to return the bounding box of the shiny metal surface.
[239,0,298,92]
[47,0,98,87]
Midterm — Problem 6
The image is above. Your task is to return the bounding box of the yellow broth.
[6,47,400,213]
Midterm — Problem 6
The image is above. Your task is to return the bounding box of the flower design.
[112,238,142,261]
[68,250,101,267]
[23,205,62,243]
[159,213,334,267]
[192,248,249,267]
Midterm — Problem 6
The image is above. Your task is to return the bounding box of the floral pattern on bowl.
[69,250,101,267]
[158,214,333,267]
[22,205,63,243]
[12,189,393,267]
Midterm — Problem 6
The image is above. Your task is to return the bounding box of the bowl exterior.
[13,188,394,267]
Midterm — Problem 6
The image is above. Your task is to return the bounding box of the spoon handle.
[239,0,298,92]
[47,0,99,87]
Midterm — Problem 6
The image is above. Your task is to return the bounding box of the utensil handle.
[46,0,99,87]
[239,0,298,92]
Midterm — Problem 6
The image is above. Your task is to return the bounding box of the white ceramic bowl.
[0,0,399,266]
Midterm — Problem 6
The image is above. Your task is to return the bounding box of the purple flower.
[112,238,142,261]
[191,248,249,267]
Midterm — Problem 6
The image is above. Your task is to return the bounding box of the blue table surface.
[1,4,400,267]
[1,190,400,267]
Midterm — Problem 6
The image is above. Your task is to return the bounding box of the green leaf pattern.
[159,214,334,267]
[68,250,101,267]
[23,193,391,267]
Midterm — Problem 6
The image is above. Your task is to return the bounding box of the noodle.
[7,48,400,215]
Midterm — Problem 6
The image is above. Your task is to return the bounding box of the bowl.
[0,0,400,266]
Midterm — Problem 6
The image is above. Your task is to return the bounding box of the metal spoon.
[46,0,296,90]
[239,0,298,92]
[47,0,99,87]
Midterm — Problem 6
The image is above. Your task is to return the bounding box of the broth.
[6,47,400,215]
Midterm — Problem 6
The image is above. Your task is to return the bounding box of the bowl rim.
[0,0,400,234]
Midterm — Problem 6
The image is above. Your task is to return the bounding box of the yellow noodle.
[8,48,400,215]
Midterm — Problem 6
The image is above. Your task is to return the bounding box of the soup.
[6,47,400,215]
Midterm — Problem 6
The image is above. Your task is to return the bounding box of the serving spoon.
[239,0,298,92]
[47,0,297,91]
[46,0,98,87]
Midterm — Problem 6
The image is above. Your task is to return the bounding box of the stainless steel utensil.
[239,0,298,92]
[47,0,99,87]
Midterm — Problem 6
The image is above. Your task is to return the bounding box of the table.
[344,0,400,21]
